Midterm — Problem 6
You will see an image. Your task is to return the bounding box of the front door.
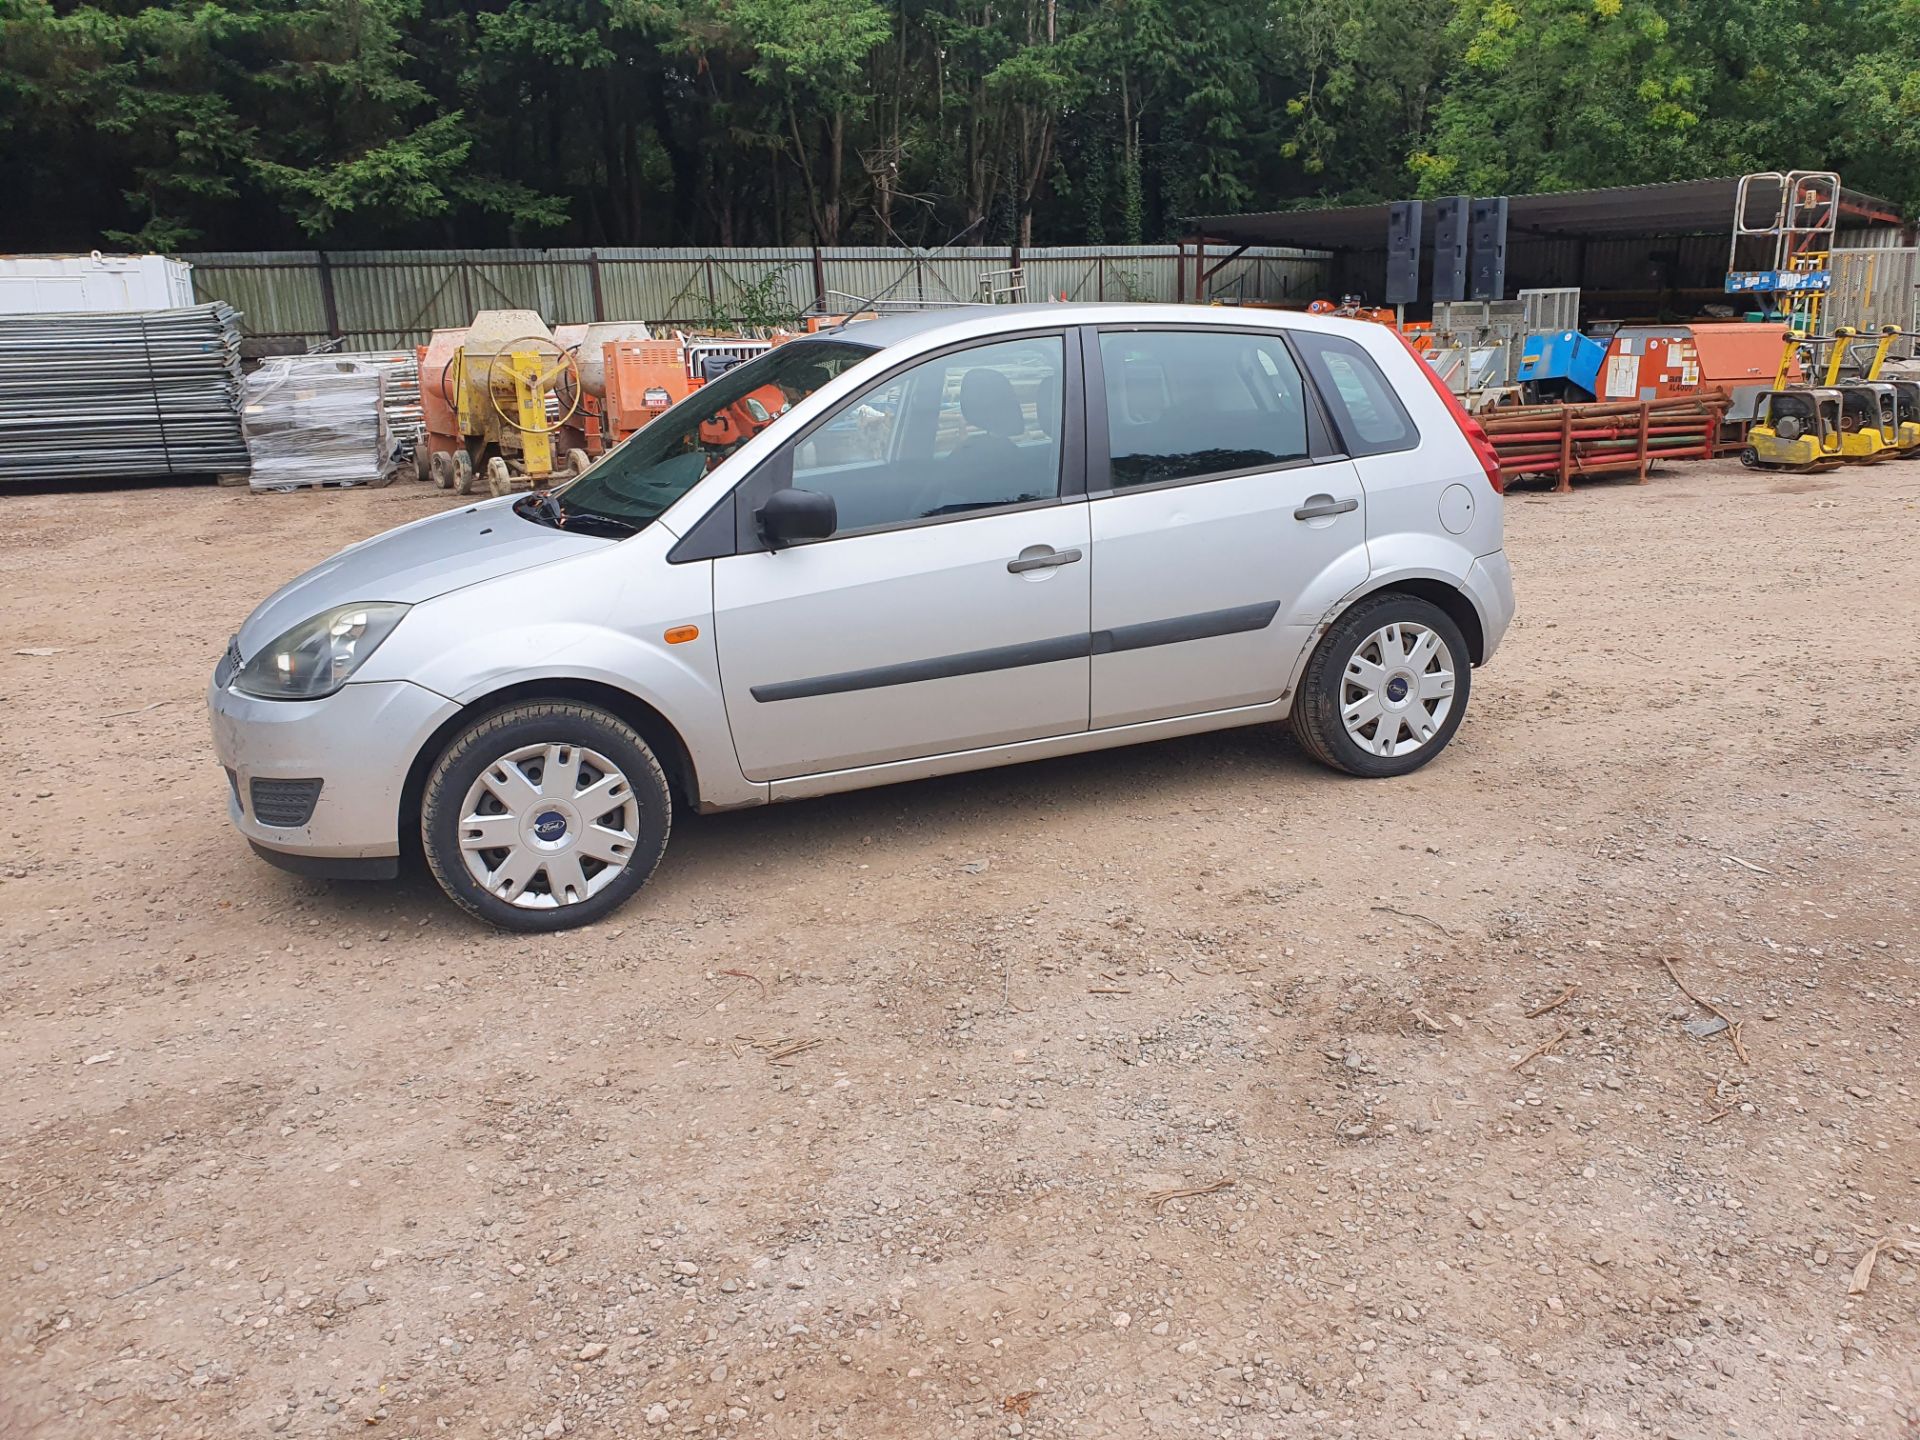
[1084,326,1373,729]
[713,332,1091,781]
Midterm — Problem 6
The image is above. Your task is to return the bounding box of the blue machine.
[1516,329,1606,397]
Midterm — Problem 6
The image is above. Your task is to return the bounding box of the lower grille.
[249,777,323,828]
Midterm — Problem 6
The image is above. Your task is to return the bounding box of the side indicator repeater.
[664,625,700,645]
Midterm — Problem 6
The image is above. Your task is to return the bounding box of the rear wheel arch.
[1290,588,1473,777]
[399,679,700,852]
[1341,576,1486,665]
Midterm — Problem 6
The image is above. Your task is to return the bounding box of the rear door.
[1085,325,1372,729]
[712,331,1092,781]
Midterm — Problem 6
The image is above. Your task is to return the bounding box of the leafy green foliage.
[0,0,1913,251]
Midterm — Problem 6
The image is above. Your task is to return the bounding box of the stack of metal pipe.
[1483,392,1730,492]
[0,303,250,483]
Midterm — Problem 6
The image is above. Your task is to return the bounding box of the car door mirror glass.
[756,487,838,548]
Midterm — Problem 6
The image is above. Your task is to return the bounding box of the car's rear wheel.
[421,702,671,931]
[1290,592,1472,778]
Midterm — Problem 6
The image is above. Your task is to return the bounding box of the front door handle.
[1007,547,1083,573]
[1293,497,1359,521]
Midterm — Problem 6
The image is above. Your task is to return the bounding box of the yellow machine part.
[1865,326,1900,380]
[1746,391,1845,472]
[1836,429,1892,462]
[454,350,476,436]
[509,350,554,478]
[1747,427,1831,469]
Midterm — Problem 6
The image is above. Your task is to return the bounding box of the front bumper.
[208,673,459,866]
[1466,549,1515,662]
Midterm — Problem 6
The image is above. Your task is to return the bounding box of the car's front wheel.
[420,702,671,931]
[1290,592,1472,778]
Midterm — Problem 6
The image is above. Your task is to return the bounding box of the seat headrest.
[1029,373,1058,437]
[959,367,1026,438]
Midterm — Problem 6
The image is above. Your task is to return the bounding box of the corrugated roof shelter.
[1186,177,1911,319]
[1190,177,1905,250]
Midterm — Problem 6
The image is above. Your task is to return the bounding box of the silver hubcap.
[1341,621,1456,758]
[458,743,639,909]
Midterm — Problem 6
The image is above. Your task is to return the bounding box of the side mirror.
[756,486,836,549]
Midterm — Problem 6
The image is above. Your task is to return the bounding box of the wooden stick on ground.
[1662,958,1751,1066]
[1370,905,1459,939]
[718,967,768,1001]
[1525,983,1580,1018]
[1146,1176,1236,1213]
[1849,1237,1896,1296]
[1510,1026,1573,1071]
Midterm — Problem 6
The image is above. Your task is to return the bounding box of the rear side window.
[1098,329,1310,489]
[1293,333,1417,456]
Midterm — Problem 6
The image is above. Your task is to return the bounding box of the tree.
[1411,0,1706,196]
[1,0,1915,252]
[725,0,890,242]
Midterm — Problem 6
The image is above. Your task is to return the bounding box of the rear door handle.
[1007,547,1083,573]
[1293,497,1359,521]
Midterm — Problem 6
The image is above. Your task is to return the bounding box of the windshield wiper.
[518,490,568,529]
[559,509,641,537]
[518,488,641,537]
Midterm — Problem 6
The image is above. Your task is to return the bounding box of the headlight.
[234,602,410,700]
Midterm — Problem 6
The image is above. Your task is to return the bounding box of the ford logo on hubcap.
[533,811,569,842]
[1385,675,1410,703]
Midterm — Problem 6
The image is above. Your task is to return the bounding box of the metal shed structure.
[1187,177,1911,322]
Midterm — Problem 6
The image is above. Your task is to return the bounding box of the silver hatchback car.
[210,304,1514,931]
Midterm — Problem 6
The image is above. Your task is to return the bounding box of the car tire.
[420,702,672,932]
[1290,591,1473,779]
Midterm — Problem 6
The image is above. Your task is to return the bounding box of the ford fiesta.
[209,304,1514,932]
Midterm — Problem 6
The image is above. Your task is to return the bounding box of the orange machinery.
[417,326,470,488]
[598,334,785,448]
[1589,328,1702,402]
[1306,297,1433,352]
[1688,321,1800,390]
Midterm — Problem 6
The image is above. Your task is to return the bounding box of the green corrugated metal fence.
[181,245,1331,350]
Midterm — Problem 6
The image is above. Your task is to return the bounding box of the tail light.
[1394,328,1503,494]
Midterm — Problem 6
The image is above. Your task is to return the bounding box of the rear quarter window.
[1294,333,1418,457]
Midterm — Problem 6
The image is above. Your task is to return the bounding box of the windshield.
[557,339,876,530]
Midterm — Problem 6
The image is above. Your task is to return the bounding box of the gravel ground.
[1,460,1916,1440]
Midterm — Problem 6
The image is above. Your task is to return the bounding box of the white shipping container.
[0,252,195,315]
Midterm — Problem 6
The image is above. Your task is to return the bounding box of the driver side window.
[791,335,1065,535]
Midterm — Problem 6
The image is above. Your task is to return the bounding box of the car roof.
[811,301,1372,352]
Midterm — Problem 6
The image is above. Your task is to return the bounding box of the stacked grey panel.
[242,352,414,490]
[376,352,424,469]
[0,303,249,483]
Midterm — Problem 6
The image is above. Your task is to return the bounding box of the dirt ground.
[1,459,1916,1440]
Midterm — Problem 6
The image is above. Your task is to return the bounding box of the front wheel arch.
[398,679,699,862]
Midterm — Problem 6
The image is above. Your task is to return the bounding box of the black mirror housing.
[756,487,837,549]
